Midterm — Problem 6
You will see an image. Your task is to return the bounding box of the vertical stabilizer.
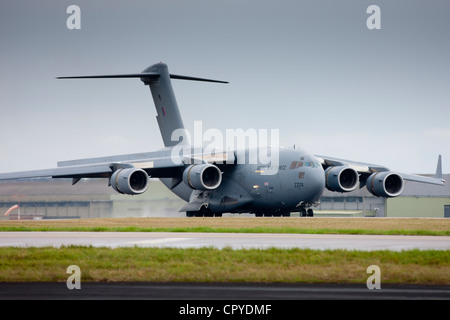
[435,155,443,180]
[141,63,187,147]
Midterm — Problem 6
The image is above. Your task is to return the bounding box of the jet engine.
[325,166,359,193]
[110,168,149,195]
[183,164,222,190]
[366,171,404,197]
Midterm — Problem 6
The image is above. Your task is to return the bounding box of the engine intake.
[325,166,359,192]
[366,171,404,197]
[110,168,149,195]
[183,164,222,190]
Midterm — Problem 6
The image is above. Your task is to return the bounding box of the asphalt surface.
[1,232,448,302]
[1,231,450,251]
[0,282,448,300]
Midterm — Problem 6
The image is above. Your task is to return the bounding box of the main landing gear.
[299,208,314,217]
[186,206,222,217]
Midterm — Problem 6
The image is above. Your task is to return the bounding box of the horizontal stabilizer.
[57,73,228,84]
[57,73,160,82]
[169,74,228,84]
[57,62,227,148]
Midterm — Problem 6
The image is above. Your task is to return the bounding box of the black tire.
[186,211,195,217]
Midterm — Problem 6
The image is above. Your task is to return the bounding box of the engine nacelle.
[110,168,149,195]
[366,171,404,197]
[183,164,222,190]
[325,166,359,192]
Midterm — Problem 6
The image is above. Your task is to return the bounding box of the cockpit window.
[289,161,297,169]
[289,160,321,169]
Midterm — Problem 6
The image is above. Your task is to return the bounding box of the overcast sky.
[1,0,449,174]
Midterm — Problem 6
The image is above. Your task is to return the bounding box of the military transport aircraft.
[0,63,445,217]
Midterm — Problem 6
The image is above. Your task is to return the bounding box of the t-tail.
[57,62,228,147]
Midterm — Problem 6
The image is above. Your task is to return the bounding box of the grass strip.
[0,225,449,236]
[0,217,449,235]
[0,246,449,284]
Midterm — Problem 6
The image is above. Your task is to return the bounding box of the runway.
[0,231,449,251]
[0,282,449,300]
[1,232,449,301]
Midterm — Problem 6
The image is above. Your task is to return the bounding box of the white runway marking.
[126,238,193,246]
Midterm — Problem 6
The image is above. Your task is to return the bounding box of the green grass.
[0,225,449,236]
[1,217,449,235]
[1,218,448,285]
[0,246,449,284]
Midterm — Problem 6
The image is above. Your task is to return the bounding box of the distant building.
[0,178,184,220]
[316,174,450,218]
[315,187,385,217]
[386,174,450,218]
[0,179,114,220]
[0,175,448,219]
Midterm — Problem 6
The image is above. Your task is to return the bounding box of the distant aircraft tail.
[435,155,444,182]
[58,62,227,147]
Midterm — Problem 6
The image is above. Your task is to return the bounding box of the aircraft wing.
[0,149,186,184]
[0,164,113,181]
[315,154,445,186]
[0,147,235,184]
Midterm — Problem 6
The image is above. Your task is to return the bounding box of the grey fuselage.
[161,146,325,215]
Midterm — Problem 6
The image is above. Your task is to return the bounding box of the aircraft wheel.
[197,206,213,217]
[186,207,213,217]
[281,211,290,217]
[274,210,290,217]
[300,208,307,217]
[307,209,314,217]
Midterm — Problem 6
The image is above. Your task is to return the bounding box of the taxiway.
[1,282,449,300]
[0,231,449,251]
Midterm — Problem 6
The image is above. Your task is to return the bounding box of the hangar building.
[315,174,450,217]
[0,178,185,220]
[0,174,448,219]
